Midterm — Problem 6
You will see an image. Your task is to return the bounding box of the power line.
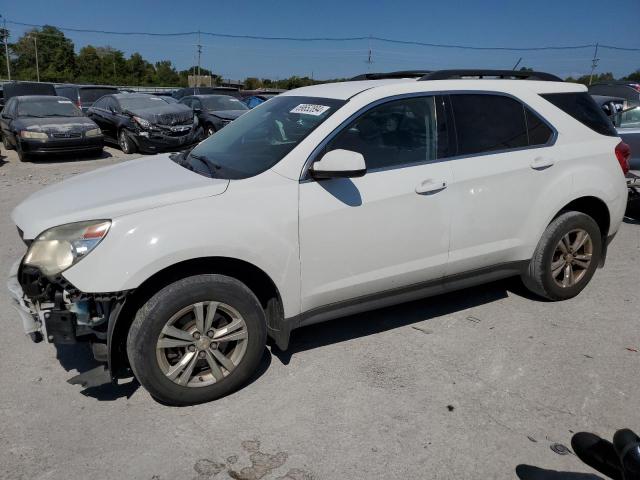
[6,19,640,52]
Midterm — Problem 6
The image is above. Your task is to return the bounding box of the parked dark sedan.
[86,93,201,154]
[179,94,249,137]
[0,95,103,161]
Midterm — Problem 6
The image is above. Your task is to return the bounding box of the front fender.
[62,170,301,318]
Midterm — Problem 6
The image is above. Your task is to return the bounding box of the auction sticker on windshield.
[290,104,331,116]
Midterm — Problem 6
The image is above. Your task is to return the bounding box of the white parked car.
[8,70,630,405]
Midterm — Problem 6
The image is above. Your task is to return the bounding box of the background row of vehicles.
[0,81,283,160]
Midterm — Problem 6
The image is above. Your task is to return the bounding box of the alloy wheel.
[550,229,593,288]
[156,301,248,387]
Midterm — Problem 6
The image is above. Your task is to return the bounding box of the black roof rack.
[419,69,562,82]
[350,70,432,81]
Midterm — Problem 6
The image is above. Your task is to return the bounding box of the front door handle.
[416,179,447,194]
[530,156,555,170]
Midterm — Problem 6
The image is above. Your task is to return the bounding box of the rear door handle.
[416,179,447,194]
[530,156,555,170]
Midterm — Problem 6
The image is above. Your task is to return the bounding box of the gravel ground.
[0,146,639,480]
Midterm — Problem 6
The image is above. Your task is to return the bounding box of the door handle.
[416,179,447,194]
[530,156,555,170]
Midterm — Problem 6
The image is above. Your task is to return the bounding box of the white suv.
[8,70,630,405]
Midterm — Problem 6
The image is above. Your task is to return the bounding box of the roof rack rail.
[350,70,432,81]
[419,69,563,82]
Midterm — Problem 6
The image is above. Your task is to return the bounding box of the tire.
[16,143,29,162]
[118,129,136,154]
[2,134,14,150]
[522,211,602,300]
[127,274,267,405]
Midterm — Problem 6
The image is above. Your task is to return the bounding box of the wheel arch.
[108,256,285,379]
[553,195,610,240]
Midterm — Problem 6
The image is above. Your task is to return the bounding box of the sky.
[3,0,640,81]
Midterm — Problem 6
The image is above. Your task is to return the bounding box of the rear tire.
[118,129,136,154]
[127,274,267,405]
[522,211,602,300]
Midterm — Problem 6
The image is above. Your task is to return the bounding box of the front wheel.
[118,129,136,154]
[522,211,602,300]
[127,274,267,405]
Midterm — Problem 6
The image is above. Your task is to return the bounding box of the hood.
[125,104,194,126]
[15,116,98,134]
[12,154,229,239]
[208,110,248,121]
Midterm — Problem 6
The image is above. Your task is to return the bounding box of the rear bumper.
[128,127,201,153]
[19,136,103,154]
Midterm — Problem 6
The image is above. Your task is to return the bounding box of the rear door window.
[450,94,528,156]
[79,88,118,105]
[541,92,617,137]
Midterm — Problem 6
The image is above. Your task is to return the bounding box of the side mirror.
[193,107,202,113]
[310,149,366,180]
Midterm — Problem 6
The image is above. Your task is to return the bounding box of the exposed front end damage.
[7,256,128,384]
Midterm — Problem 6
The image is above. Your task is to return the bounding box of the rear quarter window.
[80,88,119,104]
[541,92,618,137]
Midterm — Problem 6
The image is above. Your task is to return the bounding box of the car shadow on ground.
[55,338,273,403]
[515,464,603,479]
[24,149,114,164]
[271,278,529,365]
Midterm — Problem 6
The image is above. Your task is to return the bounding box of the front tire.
[127,274,267,405]
[2,134,14,150]
[118,129,137,154]
[522,211,602,300]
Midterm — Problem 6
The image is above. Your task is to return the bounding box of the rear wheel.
[118,129,136,154]
[127,274,267,405]
[522,211,602,300]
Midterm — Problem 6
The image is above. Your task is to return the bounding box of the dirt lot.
[1,146,639,480]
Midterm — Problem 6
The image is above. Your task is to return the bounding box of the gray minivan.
[54,84,119,112]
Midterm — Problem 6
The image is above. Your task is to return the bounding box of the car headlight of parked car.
[85,128,102,137]
[133,116,151,129]
[20,130,48,140]
[23,220,111,277]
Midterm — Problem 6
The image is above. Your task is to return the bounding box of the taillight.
[615,141,631,175]
[630,83,640,93]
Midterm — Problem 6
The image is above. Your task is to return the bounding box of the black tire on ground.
[118,129,136,154]
[2,134,14,150]
[126,274,267,405]
[16,144,29,162]
[522,211,602,301]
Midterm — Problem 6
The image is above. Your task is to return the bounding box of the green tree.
[12,26,76,82]
[243,77,262,89]
[565,72,615,85]
[76,45,102,83]
[624,70,640,82]
[155,60,180,86]
[126,52,155,85]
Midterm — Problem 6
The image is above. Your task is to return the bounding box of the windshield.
[180,96,345,179]
[17,98,84,117]
[201,96,248,111]
[119,96,167,110]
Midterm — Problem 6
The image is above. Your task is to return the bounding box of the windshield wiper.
[189,153,224,177]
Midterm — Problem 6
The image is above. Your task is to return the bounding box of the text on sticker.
[290,104,331,116]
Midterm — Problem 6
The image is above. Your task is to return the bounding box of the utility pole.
[33,34,39,82]
[1,16,10,80]
[512,57,522,70]
[196,30,202,85]
[366,34,373,72]
[588,43,599,86]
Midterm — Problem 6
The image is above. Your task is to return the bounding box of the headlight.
[85,128,102,137]
[23,220,111,277]
[133,116,151,129]
[20,130,48,139]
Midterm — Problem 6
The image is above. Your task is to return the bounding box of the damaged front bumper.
[7,255,126,363]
